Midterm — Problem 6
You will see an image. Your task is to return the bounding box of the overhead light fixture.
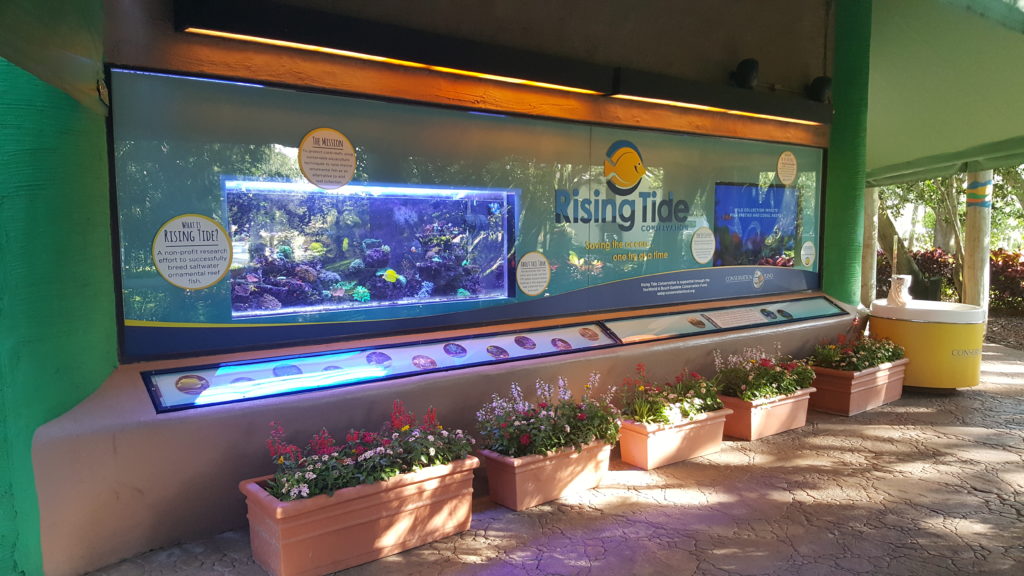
[729,58,760,90]
[174,0,614,95]
[612,68,831,126]
[806,76,833,103]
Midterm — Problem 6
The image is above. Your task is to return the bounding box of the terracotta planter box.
[239,455,479,576]
[810,358,909,416]
[619,407,734,470]
[476,441,611,511]
[719,387,816,441]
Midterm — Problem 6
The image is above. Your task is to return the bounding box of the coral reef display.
[226,182,511,317]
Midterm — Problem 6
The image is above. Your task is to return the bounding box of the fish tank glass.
[224,180,515,317]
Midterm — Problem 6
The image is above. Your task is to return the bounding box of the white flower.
[441,430,449,437]
[427,435,435,442]
[304,471,316,480]
[392,433,399,440]
[429,447,436,456]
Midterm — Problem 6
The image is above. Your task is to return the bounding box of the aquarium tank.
[224,179,514,318]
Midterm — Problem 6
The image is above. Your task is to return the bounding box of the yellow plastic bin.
[869,299,986,389]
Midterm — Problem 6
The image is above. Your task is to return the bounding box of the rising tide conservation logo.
[604,140,646,196]
[554,140,690,232]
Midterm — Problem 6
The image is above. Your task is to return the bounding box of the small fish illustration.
[603,141,646,193]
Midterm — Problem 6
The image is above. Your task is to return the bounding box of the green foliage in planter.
[714,346,816,402]
[475,374,620,458]
[265,401,474,500]
[619,363,722,425]
[810,332,905,371]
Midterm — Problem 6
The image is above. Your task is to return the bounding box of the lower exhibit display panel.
[143,295,846,412]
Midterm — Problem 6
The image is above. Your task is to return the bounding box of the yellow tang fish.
[382,269,399,283]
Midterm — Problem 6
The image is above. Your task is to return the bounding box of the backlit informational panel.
[111,69,824,360]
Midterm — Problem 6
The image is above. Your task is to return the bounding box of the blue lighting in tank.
[112,68,265,88]
[222,179,509,201]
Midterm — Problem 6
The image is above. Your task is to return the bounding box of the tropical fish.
[382,269,399,283]
[342,238,349,251]
[331,288,347,298]
[603,140,646,194]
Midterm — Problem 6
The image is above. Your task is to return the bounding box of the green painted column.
[0,57,116,575]
[823,0,873,305]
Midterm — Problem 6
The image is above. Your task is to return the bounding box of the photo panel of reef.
[225,180,514,317]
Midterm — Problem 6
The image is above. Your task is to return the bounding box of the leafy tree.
[877,164,1024,300]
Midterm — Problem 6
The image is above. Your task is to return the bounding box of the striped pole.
[963,170,992,309]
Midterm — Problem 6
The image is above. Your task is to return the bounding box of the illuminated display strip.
[143,297,847,413]
[144,323,617,412]
[610,94,823,126]
[182,28,823,126]
[184,28,603,95]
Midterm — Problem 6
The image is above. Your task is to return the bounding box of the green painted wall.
[0,58,116,575]
[823,0,872,305]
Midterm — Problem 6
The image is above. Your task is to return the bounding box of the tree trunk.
[907,204,918,251]
[861,187,878,307]
[878,210,930,298]
[940,176,965,296]
[933,213,955,252]
[963,171,992,309]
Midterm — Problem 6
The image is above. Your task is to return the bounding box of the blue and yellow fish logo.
[604,140,646,196]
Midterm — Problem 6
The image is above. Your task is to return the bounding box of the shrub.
[990,248,1024,312]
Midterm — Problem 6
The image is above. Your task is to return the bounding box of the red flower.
[519,433,531,446]
[500,422,508,428]
[422,407,438,427]
[538,402,548,409]
[309,428,336,456]
[758,358,774,368]
[390,399,416,431]
[636,363,646,375]
[576,413,587,421]
[690,371,702,380]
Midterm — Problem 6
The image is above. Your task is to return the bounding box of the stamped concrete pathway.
[89,344,1024,576]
